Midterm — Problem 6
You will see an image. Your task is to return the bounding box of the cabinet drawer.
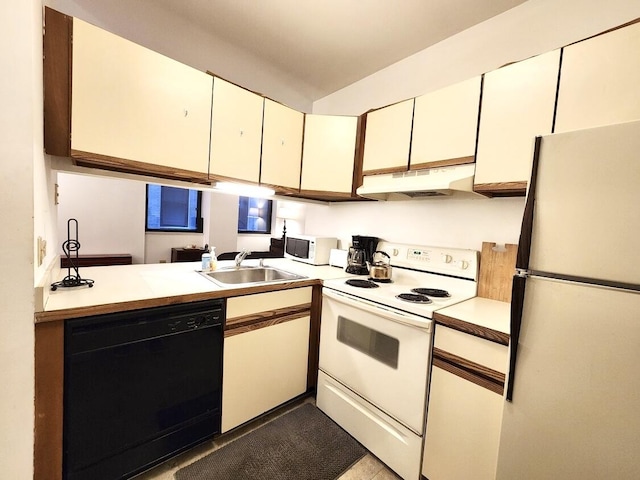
[226,287,312,320]
[434,325,508,373]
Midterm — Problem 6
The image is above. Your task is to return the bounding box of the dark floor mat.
[174,403,366,480]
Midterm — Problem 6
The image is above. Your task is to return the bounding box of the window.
[146,184,203,232]
[238,196,272,234]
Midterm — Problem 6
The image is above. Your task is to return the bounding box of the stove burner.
[346,279,380,288]
[396,293,432,304]
[368,277,393,283]
[411,288,450,298]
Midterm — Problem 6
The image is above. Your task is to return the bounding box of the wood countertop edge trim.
[432,348,505,395]
[433,311,510,346]
[225,303,311,329]
[224,308,311,337]
[35,279,321,323]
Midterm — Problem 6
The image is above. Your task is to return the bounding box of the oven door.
[319,288,432,433]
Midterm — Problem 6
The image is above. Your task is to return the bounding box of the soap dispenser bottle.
[210,246,218,271]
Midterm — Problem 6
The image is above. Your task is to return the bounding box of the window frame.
[145,184,203,233]
[237,196,273,235]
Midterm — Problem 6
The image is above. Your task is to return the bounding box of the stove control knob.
[460,260,469,270]
[442,254,453,263]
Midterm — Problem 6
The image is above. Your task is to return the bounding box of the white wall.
[305,197,525,253]
[208,191,240,255]
[57,172,146,263]
[0,0,43,477]
[313,0,640,115]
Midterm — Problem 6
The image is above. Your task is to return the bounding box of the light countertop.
[37,258,349,322]
[434,296,511,342]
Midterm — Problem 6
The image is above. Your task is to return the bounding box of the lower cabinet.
[221,287,313,433]
[422,324,509,480]
[423,366,505,480]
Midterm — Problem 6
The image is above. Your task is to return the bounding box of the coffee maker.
[346,235,379,275]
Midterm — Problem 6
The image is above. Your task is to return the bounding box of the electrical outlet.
[37,236,47,266]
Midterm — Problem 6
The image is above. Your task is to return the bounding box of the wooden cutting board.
[478,242,518,303]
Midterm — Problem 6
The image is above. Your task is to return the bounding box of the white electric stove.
[317,242,479,480]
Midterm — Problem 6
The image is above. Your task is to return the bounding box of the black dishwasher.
[64,299,224,480]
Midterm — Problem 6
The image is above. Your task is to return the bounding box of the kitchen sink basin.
[200,266,307,286]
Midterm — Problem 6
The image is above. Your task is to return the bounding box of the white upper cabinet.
[300,114,358,196]
[209,77,264,183]
[260,99,304,191]
[474,50,560,196]
[555,21,640,133]
[362,99,414,174]
[70,18,213,176]
[410,76,481,168]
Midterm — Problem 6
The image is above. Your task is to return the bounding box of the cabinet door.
[300,114,358,195]
[71,18,212,176]
[222,317,310,432]
[222,288,312,433]
[410,77,481,169]
[422,366,505,480]
[210,77,264,183]
[555,21,640,133]
[474,50,560,196]
[362,99,414,174]
[261,99,304,191]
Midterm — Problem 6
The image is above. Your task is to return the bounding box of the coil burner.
[396,293,432,304]
[346,279,380,288]
[411,288,450,298]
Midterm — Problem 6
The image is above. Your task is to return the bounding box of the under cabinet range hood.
[356,163,482,200]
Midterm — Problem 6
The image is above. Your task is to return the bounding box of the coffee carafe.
[346,235,379,275]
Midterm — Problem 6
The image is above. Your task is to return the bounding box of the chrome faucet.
[234,249,251,267]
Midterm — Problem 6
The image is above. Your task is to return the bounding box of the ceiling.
[151,0,527,100]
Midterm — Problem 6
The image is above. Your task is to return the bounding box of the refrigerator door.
[497,276,640,480]
[527,120,640,286]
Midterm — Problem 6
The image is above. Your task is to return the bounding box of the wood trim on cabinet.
[294,189,361,202]
[34,321,64,480]
[73,150,210,183]
[432,347,505,395]
[410,155,475,171]
[307,284,323,390]
[473,181,527,197]
[224,303,311,334]
[433,311,510,346]
[258,181,300,196]
[362,165,408,176]
[562,16,640,48]
[352,114,367,193]
[35,279,322,323]
[43,7,72,157]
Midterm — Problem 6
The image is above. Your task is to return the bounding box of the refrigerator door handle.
[506,275,527,401]
[515,136,542,271]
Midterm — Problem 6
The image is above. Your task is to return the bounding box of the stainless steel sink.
[200,266,307,286]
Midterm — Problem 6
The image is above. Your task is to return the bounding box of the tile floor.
[133,396,401,480]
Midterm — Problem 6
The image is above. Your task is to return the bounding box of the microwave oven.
[284,235,337,265]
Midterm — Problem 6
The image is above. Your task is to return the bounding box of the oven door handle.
[322,288,432,331]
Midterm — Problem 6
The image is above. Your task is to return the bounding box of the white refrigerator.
[496,120,640,479]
